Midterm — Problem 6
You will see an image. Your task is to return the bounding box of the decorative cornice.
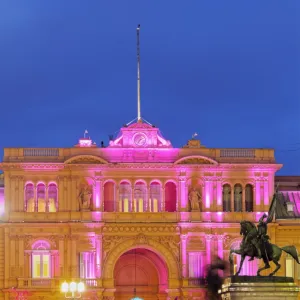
[0,161,282,172]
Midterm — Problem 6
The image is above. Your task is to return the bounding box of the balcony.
[17,278,100,289]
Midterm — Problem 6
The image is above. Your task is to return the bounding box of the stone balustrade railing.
[17,277,99,289]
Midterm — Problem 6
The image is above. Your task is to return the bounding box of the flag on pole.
[266,190,278,223]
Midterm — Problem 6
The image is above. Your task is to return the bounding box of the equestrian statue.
[229,190,300,276]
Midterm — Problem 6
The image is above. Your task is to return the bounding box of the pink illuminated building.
[1,120,295,300]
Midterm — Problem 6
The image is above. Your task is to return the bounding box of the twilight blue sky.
[0,1,299,174]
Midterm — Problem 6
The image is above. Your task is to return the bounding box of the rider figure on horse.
[246,224,262,260]
[257,213,271,260]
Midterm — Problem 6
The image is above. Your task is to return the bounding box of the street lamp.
[61,281,85,299]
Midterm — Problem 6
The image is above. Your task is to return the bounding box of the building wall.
[0,137,298,299]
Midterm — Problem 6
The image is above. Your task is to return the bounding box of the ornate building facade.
[0,121,298,299]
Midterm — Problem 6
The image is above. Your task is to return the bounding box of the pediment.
[174,155,218,165]
[64,155,108,164]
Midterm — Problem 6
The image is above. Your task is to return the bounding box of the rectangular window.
[188,252,203,278]
[80,252,95,279]
[32,253,50,278]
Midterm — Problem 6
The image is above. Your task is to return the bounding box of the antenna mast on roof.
[137,24,142,122]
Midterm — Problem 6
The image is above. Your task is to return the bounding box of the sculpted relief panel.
[102,233,180,262]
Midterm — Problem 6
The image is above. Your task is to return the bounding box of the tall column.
[18,176,24,212]
[161,186,165,212]
[45,185,49,212]
[181,235,188,278]
[230,186,234,212]
[71,177,77,211]
[255,180,261,212]
[264,179,269,208]
[242,187,246,212]
[179,176,187,211]
[204,180,212,210]
[94,177,102,211]
[96,234,102,278]
[58,235,65,277]
[10,176,16,212]
[10,238,16,277]
[101,181,105,212]
[66,236,72,277]
[19,237,25,277]
[115,184,120,212]
[131,184,134,212]
[71,236,77,277]
[57,177,64,211]
[24,252,30,278]
[216,180,222,211]
[206,234,213,265]
[4,229,9,287]
[146,185,150,212]
[34,183,38,212]
[217,235,224,259]
[63,177,68,211]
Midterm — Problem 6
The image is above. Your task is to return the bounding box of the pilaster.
[181,235,188,278]
[179,175,187,211]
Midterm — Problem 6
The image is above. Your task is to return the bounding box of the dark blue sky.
[0,1,299,174]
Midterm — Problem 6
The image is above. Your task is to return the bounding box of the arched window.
[149,182,161,212]
[245,184,254,212]
[119,182,131,212]
[165,182,177,212]
[48,183,58,212]
[134,182,146,212]
[37,183,46,212]
[25,183,35,212]
[222,184,231,212]
[104,182,116,212]
[32,240,51,278]
[234,184,242,212]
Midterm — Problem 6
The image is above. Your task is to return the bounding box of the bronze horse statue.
[229,220,300,276]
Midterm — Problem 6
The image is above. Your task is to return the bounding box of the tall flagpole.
[137,24,141,122]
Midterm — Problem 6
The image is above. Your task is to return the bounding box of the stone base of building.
[219,276,300,300]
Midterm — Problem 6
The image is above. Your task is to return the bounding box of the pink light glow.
[264,181,269,206]
[91,212,102,221]
[206,237,211,266]
[205,181,211,208]
[95,180,101,210]
[217,182,222,206]
[79,138,93,147]
[180,180,187,210]
[255,181,261,207]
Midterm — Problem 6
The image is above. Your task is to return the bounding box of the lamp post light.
[61,281,85,299]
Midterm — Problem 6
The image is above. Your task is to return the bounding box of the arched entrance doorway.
[114,248,168,300]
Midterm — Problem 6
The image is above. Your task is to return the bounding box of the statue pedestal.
[219,276,300,300]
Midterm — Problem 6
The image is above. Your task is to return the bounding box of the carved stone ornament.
[179,157,213,164]
[103,236,127,253]
[65,155,108,164]
[135,233,148,245]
